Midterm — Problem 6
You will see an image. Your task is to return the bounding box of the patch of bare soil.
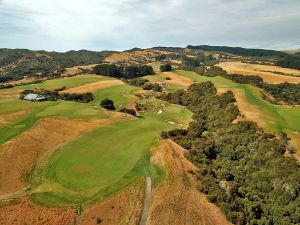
[0,118,111,195]
[219,61,300,84]
[148,140,231,225]
[61,80,124,94]
[217,88,269,129]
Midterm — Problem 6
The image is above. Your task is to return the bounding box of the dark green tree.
[100,98,116,110]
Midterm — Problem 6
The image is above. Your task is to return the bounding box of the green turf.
[91,84,139,109]
[29,98,192,206]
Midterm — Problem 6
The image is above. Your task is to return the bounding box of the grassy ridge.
[175,70,300,134]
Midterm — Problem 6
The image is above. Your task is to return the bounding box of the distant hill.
[0,49,112,82]
[186,45,290,58]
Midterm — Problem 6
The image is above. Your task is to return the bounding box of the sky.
[0,0,299,52]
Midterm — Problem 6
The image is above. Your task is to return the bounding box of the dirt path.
[139,177,152,225]
[0,187,34,201]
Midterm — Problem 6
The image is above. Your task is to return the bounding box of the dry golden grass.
[162,71,194,88]
[218,62,300,84]
[0,118,112,195]
[78,180,144,225]
[3,77,36,86]
[63,64,98,76]
[0,180,144,225]
[0,110,29,126]
[61,80,124,94]
[148,140,231,225]
[217,88,269,128]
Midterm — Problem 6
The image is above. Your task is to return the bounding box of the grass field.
[0,73,192,207]
[29,97,191,206]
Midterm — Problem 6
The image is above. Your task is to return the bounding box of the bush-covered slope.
[0,49,111,82]
[160,82,300,225]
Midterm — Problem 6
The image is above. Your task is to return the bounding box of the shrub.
[119,108,136,116]
[160,64,172,72]
[143,83,162,92]
[100,98,116,110]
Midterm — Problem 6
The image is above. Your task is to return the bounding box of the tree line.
[93,64,155,79]
[159,82,299,225]
[21,88,94,103]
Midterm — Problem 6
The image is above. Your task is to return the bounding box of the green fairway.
[29,98,192,206]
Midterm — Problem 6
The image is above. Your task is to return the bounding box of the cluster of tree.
[263,82,300,105]
[59,92,94,103]
[159,82,300,225]
[125,77,162,92]
[100,98,116,110]
[204,66,227,77]
[21,89,94,103]
[0,75,13,83]
[276,57,300,70]
[142,82,162,92]
[182,56,200,68]
[160,64,172,72]
[223,73,264,88]
[119,107,137,116]
[126,78,149,87]
[93,64,155,79]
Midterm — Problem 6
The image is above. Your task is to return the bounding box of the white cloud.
[0,0,299,51]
